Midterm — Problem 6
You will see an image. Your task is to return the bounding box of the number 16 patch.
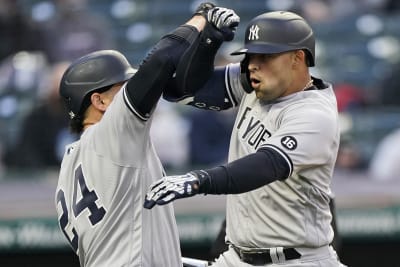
[281,136,297,150]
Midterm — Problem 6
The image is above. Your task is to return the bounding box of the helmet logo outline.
[248,24,260,41]
[69,111,76,119]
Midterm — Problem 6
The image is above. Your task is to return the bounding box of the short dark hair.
[69,114,84,134]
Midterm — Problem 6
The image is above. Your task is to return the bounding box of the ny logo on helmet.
[248,24,260,41]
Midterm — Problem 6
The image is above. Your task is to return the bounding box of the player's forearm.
[197,147,291,194]
[166,6,239,97]
[164,66,235,111]
[173,22,226,96]
[143,145,291,209]
[125,24,201,116]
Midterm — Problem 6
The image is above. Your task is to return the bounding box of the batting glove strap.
[198,22,223,49]
[190,170,212,194]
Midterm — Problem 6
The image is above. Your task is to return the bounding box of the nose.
[248,62,259,72]
[247,55,260,72]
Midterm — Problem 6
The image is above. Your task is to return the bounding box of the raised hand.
[207,7,240,41]
[194,2,240,41]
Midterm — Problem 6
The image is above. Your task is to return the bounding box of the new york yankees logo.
[248,24,260,40]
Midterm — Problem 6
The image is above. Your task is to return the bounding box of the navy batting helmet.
[231,11,315,66]
[60,50,137,119]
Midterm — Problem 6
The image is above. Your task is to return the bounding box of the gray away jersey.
[55,84,182,267]
[224,63,340,249]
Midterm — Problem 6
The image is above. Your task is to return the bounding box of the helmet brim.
[231,43,300,56]
[125,67,137,79]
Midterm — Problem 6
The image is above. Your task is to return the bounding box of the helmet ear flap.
[240,55,254,93]
[303,49,314,67]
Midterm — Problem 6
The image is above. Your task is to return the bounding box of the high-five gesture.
[207,7,240,41]
[195,2,240,41]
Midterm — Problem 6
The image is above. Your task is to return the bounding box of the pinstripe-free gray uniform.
[55,85,182,267]
[213,63,342,266]
[141,9,345,265]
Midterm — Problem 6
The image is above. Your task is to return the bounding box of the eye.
[251,53,267,58]
[263,54,279,60]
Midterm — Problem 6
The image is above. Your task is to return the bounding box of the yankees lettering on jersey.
[237,106,271,150]
[224,63,339,249]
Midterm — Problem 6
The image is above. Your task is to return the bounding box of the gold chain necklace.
[302,79,314,91]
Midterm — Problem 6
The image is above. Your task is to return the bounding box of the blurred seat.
[0,51,48,152]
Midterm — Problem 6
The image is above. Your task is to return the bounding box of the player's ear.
[90,92,107,112]
[293,50,306,68]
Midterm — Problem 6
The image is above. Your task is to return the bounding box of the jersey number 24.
[56,165,106,253]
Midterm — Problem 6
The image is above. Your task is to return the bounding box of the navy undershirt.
[198,147,290,194]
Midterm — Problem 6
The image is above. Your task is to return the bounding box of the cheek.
[274,61,295,81]
[262,60,288,75]
[260,64,286,84]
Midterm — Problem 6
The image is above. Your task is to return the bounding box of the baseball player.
[54,3,239,267]
[144,11,347,267]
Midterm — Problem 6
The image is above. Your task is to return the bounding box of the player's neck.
[82,121,95,130]
[82,106,103,130]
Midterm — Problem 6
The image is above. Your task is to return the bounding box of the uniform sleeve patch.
[281,136,297,150]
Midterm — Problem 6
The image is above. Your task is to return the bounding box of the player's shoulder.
[278,83,337,124]
[288,78,335,109]
[285,93,337,120]
[62,137,79,155]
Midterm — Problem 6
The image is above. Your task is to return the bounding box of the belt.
[232,245,301,265]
